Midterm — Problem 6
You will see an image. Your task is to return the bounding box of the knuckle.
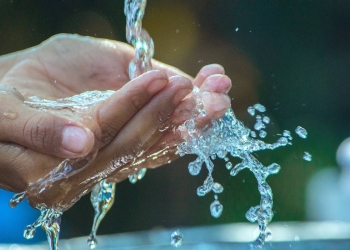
[129,95,143,112]
[23,114,56,153]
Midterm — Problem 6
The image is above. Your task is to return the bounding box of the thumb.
[0,85,95,158]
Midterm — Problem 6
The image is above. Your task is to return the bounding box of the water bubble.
[259,130,267,138]
[295,126,307,139]
[235,27,239,32]
[303,152,312,161]
[254,103,266,112]
[262,116,270,124]
[210,199,223,218]
[171,230,183,248]
[247,106,255,116]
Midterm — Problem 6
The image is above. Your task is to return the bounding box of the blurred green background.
[0,0,349,244]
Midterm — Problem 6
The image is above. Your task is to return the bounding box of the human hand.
[0,34,231,209]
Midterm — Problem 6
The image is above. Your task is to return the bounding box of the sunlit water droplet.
[295,126,307,139]
[171,230,183,248]
[259,130,267,138]
[303,152,312,161]
[247,106,255,116]
[262,116,270,124]
[210,196,223,218]
[254,103,266,112]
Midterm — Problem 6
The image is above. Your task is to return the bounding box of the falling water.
[5,0,311,249]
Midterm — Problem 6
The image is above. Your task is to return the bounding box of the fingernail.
[62,126,90,154]
[201,64,225,75]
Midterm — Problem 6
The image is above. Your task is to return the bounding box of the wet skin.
[0,34,231,209]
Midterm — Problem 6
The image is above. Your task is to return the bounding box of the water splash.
[87,0,151,246]
[23,206,62,250]
[6,1,309,249]
[295,126,308,139]
[170,229,183,248]
[88,180,116,249]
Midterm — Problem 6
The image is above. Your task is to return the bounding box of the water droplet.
[246,206,259,222]
[210,199,223,218]
[277,137,288,146]
[188,161,202,176]
[303,152,312,161]
[254,121,265,131]
[254,103,266,112]
[217,150,227,159]
[259,130,267,138]
[247,106,255,116]
[262,116,270,124]
[267,163,281,174]
[87,236,97,249]
[250,131,257,138]
[24,226,36,239]
[212,182,224,193]
[4,110,18,120]
[295,126,307,139]
[171,230,183,248]
[235,27,239,32]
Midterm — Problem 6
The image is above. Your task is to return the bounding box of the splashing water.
[6,0,310,249]
[170,229,183,248]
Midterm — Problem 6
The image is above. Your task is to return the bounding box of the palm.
[2,35,135,99]
[0,34,231,209]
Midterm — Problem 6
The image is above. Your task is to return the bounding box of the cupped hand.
[0,34,231,209]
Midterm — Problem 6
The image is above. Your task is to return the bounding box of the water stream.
[6,0,311,249]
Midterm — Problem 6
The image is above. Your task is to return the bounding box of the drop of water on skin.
[171,230,183,248]
[303,152,312,161]
[4,110,19,120]
[210,195,223,218]
[295,126,307,139]
[247,106,255,116]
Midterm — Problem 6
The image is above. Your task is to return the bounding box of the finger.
[199,74,232,94]
[0,142,61,193]
[196,92,231,127]
[152,58,193,79]
[0,85,94,159]
[68,76,193,189]
[192,64,225,87]
[93,70,169,147]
